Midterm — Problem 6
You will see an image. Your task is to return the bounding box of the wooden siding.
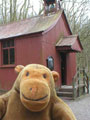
[0,12,78,90]
[41,12,76,87]
[0,35,43,90]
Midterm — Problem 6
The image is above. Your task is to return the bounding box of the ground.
[62,94,90,120]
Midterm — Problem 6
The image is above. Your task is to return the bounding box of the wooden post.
[87,76,89,94]
[72,77,76,100]
[83,67,89,94]
[77,67,80,97]
[83,67,86,94]
[55,0,58,12]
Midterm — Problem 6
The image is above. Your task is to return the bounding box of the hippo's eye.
[43,74,47,79]
[26,72,29,76]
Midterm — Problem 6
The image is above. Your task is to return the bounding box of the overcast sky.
[0,0,89,18]
[31,0,41,13]
[31,0,90,18]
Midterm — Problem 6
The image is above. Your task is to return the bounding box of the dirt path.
[62,94,90,120]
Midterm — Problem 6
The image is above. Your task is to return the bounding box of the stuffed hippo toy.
[0,64,76,120]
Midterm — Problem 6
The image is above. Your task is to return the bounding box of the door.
[60,53,67,85]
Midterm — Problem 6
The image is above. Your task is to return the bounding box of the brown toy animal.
[0,64,76,120]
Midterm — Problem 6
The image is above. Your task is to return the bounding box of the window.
[2,39,15,65]
[46,56,54,71]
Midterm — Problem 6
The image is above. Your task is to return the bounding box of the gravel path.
[61,94,90,120]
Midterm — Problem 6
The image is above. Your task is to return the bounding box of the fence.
[72,67,89,99]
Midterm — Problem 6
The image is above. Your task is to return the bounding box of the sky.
[27,0,43,14]
[31,0,90,18]
[0,0,89,18]
[31,0,41,13]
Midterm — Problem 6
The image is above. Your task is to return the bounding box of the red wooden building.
[0,10,83,90]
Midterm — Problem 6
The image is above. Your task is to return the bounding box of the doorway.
[60,53,67,85]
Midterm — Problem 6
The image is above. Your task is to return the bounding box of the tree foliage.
[61,0,90,70]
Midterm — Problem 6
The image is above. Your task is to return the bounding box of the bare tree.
[0,0,33,24]
[60,0,90,69]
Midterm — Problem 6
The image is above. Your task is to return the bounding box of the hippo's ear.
[52,71,59,83]
[15,65,24,74]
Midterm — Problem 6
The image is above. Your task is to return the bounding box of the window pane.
[3,49,8,65]
[3,40,14,48]
[10,48,15,64]
[7,41,10,47]
[3,42,7,48]
[10,40,14,47]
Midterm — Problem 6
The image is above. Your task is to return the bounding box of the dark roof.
[56,35,83,52]
[0,10,63,40]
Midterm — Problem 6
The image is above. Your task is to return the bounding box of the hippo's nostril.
[29,87,37,94]
[30,88,32,91]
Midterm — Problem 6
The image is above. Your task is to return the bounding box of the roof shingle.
[56,35,83,52]
[0,11,62,40]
